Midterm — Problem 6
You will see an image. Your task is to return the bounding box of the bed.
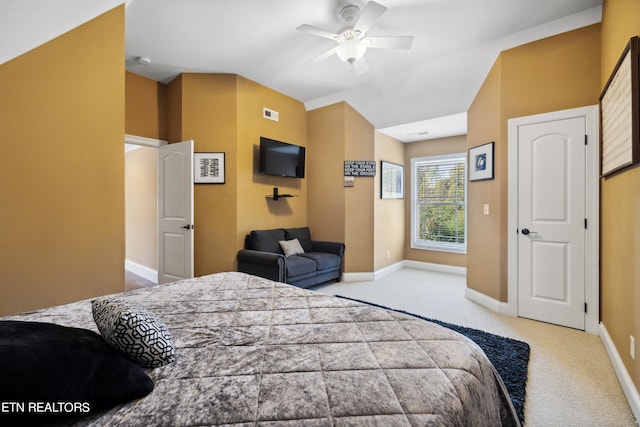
[1,272,520,426]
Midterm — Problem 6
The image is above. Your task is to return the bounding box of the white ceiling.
[2,0,603,142]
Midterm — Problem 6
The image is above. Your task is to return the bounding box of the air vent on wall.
[263,108,279,122]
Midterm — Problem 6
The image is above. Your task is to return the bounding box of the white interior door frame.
[507,105,600,334]
[125,134,167,149]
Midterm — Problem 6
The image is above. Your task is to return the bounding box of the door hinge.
[584,218,588,229]
[585,135,588,145]
[584,303,588,313]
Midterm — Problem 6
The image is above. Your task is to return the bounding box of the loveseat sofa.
[237,227,345,288]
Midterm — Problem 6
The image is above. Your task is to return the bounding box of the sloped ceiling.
[1,0,603,141]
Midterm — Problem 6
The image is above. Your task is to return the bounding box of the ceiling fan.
[297,1,413,75]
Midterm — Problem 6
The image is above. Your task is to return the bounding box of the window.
[411,153,466,253]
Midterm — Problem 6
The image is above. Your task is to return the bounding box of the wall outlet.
[386,249,391,259]
[631,336,636,360]
[483,204,490,215]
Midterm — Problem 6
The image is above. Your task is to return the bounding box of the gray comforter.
[5,272,520,426]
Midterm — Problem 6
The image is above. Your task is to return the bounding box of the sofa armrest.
[311,241,345,257]
[238,249,284,266]
[237,249,286,282]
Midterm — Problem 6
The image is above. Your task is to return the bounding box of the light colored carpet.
[314,268,636,427]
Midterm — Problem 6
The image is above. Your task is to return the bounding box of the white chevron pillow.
[92,297,175,368]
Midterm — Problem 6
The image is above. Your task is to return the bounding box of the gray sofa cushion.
[250,229,286,254]
[300,252,341,271]
[285,255,317,277]
[285,227,313,252]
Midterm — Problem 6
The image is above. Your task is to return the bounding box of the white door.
[157,140,194,284]
[517,117,586,330]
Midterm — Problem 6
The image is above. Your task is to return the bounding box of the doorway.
[124,134,164,284]
[507,106,600,334]
[124,134,195,285]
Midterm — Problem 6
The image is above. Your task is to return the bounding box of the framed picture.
[380,161,404,199]
[468,142,494,181]
[194,152,225,184]
[600,36,639,178]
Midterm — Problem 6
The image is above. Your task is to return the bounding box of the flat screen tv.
[259,137,306,178]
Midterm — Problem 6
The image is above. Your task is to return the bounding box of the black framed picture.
[380,161,404,199]
[600,36,639,178]
[194,152,225,184]
[468,142,494,181]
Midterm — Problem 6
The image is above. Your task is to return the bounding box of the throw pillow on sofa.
[279,238,305,256]
[284,227,314,252]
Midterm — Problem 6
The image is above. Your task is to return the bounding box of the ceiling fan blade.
[367,36,414,50]
[352,57,370,75]
[305,47,337,65]
[353,1,387,34]
[296,24,340,40]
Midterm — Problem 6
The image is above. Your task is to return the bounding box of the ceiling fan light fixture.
[335,41,367,64]
[297,1,410,74]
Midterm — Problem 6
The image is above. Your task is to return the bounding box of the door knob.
[521,228,531,235]
[181,224,193,230]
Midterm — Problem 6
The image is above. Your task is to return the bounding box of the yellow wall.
[467,59,505,299]
[307,102,375,273]
[404,135,468,268]
[0,7,125,316]
[125,71,168,140]
[467,24,601,301]
[168,73,308,275]
[307,104,347,245]
[345,104,375,273]
[236,76,308,243]
[167,75,183,144]
[374,132,405,270]
[600,0,640,391]
[171,73,239,275]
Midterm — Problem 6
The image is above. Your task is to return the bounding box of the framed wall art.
[600,36,639,178]
[468,142,494,181]
[380,161,404,199]
[194,152,225,184]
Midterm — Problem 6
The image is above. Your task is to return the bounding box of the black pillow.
[0,321,154,424]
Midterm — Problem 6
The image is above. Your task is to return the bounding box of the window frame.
[410,153,467,254]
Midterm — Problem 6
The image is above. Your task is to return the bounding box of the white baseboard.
[600,322,640,423]
[464,287,512,316]
[402,260,466,277]
[342,272,376,282]
[343,260,466,282]
[373,261,405,280]
[125,259,158,284]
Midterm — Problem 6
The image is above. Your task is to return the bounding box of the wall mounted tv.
[259,137,306,178]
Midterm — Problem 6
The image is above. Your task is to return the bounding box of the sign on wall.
[344,161,376,177]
